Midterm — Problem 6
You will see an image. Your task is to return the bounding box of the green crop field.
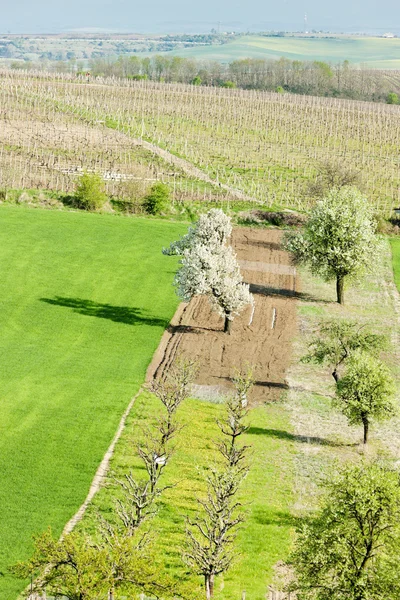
[0,205,185,597]
[390,238,400,291]
[163,35,400,69]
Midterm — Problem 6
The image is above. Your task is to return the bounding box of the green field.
[82,392,295,598]
[0,206,185,597]
[391,238,400,291]
[162,35,400,68]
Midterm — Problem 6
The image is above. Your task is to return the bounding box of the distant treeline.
[10,54,400,104]
[87,55,400,103]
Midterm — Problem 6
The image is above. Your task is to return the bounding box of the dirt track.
[147,228,298,403]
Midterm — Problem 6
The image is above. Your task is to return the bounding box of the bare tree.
[184,467,247,600]
[184,366,253,598]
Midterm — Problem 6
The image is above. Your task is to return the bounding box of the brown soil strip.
[147,228,298,403]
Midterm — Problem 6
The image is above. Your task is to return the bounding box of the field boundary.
[62,387,143,536]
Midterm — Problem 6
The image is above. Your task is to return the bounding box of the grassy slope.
[82,393,295,599]
[286,238,400,513]
[0,206,185,598]
[390,238,400,291]
[162,35,400,68]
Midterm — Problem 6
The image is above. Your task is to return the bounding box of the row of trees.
[283,183,400,598]
[85,56,400,104]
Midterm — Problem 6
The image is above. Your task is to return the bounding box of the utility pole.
[304,12,308,33]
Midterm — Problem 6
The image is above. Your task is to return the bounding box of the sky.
[0,0,399,34]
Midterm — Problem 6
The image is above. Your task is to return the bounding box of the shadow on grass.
[247,426,348,448]
[40,296,169,327]
[255,380,289,390]
[249,283,334,304]
[251,506,298,528]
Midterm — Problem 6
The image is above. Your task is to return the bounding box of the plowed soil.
[147,228,298,403]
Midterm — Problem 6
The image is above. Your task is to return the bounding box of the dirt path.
[147,228,298,403]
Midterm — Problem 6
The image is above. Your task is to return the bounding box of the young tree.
[302,319,388,382]
[306,159,362,200]
[184,467,246,600]
[335,353,396,444]
[164,209,253,333]
[290,461,400,600]
[184,367,252,598]
[284,187,377,304]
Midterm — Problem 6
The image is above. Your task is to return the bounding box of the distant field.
[163,35,400,69]
[0,206,184,597]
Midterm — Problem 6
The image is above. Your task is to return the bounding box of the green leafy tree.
[192,75,202,85]
[335,353,396,444]
[284,187,377,304]
[75,172,107,211]
[290,461,400,600]
[303,319,387,382]
[387,92,399,105]
[143,182,170,215]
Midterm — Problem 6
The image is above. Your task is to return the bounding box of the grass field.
[390,238,400,291]
[0,205,185,598]
[81,391,295,598]
[163,35,400,69]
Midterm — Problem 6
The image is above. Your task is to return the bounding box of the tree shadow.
[247,426,349,448]
[255,381,289,390]
[249,283,334,304]
[242,239,283,252]
[252,506,298,528]
[168,324,217,335]
[40,296,169,327]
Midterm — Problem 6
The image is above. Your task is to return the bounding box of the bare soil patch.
[147,228,298,403]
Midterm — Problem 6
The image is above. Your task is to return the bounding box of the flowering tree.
[284,187,377,304]
[163,208,232,256]
[164,210,253,334]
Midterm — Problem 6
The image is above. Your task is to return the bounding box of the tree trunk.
[336,276,345,305]
[210,573,215,597]
[362,414,369,445]
[205,575,212,600]
[224,313,232,334]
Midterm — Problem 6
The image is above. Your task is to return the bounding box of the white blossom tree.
[284,187,377,304]
[163,209,253,334]
[163,208,232,256]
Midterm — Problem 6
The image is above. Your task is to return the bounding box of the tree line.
[86,56,400,103]
[10,54,400,103]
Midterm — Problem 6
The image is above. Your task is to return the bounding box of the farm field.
[0,205,185,597]
[162,35,400,69]
[1,71,400,215]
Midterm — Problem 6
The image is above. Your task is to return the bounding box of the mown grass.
[81,389,296,599]
[0,205,186,598]
[390,238,400,292]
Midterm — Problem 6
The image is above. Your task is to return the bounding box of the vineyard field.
[1,71,400,215]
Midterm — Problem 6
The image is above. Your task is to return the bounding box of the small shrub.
[75,172,107,211]
[221,81,236,88]
[276,86,285,94]
[143,182,170,215]
[192,76,202,86]
[387,92,399,105]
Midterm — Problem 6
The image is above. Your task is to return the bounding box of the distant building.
[383,32,395,38]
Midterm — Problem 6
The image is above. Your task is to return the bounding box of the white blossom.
[162,209,232,256]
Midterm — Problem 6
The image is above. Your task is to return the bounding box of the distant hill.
[160,34,400,69]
